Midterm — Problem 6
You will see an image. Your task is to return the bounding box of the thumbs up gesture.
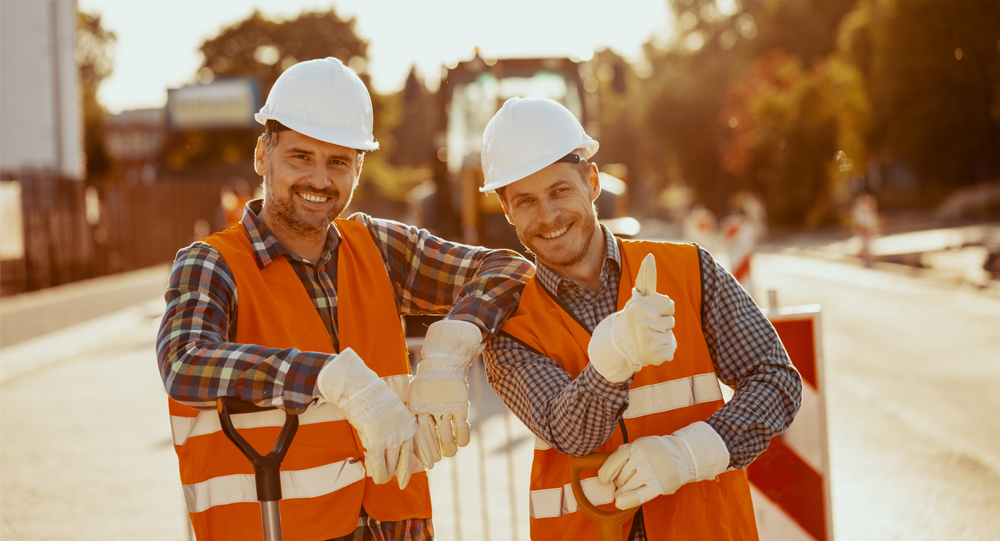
[588,254,677,383]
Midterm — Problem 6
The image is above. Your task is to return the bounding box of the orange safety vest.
[501,240,758,541]
[168,219,431,541]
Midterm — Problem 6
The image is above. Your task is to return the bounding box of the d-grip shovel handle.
[216,396,299,503]
[570,452,639,541]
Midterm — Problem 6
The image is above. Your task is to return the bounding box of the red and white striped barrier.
[721,214,756,297]
[746,304,833,541]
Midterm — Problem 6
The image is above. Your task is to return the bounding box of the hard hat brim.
[480,140,598,193]
[254,113,380,151]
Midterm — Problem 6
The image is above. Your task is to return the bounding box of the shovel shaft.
[261,501,282,541]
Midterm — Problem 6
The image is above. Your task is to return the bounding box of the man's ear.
[587,163,601,202]
[253,139,267,177]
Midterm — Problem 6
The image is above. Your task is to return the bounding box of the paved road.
[2,249,998,540]
[753,252,1000,540]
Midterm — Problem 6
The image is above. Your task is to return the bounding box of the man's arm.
[156,242,330,412]
[483,333,630,456]
[351,213,533,332]
[698,246,803,469]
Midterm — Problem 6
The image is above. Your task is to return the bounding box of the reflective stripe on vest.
[184,458,366,513]
[169,374,411,447]
[532,372,723,453]
[622,372,723,419]
[530,476,616,519]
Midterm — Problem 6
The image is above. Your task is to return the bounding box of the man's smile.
[537,223,571,240]
[298,192,331,204]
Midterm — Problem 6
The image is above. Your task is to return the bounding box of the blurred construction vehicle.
[410,52,637,254]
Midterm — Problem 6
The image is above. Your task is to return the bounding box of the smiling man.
[156,58,532,541]
[480,98,802,540]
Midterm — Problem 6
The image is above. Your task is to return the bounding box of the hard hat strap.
[556,153,583,164]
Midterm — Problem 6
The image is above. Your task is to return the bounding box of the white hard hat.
[479,97,598,193]
[254,57,379,151]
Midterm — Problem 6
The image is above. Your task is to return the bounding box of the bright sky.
[77,0,674,114]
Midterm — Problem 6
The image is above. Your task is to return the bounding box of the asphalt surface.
[1,234,998,540]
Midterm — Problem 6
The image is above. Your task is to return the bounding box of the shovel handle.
[216,397,299,503]
[569,452,638,541]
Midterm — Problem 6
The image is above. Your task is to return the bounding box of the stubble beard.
[263,162,351,237]
[518,210,599,269]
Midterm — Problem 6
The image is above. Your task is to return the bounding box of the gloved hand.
[588,253,677,382]
[317,347,432,490]
[408,320,483,462]
[597,421,730,509]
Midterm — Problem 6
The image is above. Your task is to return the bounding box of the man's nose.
[537,197,560,223]
[307,162,332,188]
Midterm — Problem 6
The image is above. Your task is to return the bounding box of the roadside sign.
[748,304,833,541]
[167,78,260,130]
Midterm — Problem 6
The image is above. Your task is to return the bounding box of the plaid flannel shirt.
[482,225,801,540]
[157,199,533,412]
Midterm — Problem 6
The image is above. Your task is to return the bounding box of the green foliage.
[164,9,372,171]
[198,10,367,96]
[628,0,998,225]
[719,51,870,225]
[632,0,859,224]
[77,10,116,178]
[858,0,1000,187]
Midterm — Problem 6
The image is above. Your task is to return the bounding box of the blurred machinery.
[411,53,636,254]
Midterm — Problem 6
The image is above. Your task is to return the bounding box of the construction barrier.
[747,303,833,541]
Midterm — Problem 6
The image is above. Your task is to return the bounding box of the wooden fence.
[1,173,230,296]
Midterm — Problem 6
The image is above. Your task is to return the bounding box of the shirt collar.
[534,223,621,296]
[240,199,342,268]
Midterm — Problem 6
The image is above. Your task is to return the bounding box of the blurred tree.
[590,49,642,178]
[634,0,861,223]
[844,0,1000,191]
[198,10,367,96]
[388,66,438,168]
[163,9,391,175]
[77,10,116,178]
[719,50,870,225]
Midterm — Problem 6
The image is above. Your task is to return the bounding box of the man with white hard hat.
[480,98,802,540]
[157,58,533,541]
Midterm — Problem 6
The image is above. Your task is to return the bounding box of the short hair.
[494,152,591,201]
[259,119,365,166]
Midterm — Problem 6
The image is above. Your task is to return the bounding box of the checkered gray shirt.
[482,225,802,468]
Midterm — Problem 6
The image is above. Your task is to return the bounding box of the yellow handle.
[569,452,638,541]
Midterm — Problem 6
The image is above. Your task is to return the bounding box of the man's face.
[254,129,362,236]
[500,161,601,269]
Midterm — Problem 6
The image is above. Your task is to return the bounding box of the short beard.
[263,162,351,236]
[518,211,599,269]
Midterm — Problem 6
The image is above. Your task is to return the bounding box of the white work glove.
[407,320,483,463]
[588,253,677,382]
[317,347,431,490]
[597,421,729,510]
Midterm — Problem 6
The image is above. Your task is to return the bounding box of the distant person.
[156,58,533,541]
[215,178,254,231]
[479,98,802,540]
